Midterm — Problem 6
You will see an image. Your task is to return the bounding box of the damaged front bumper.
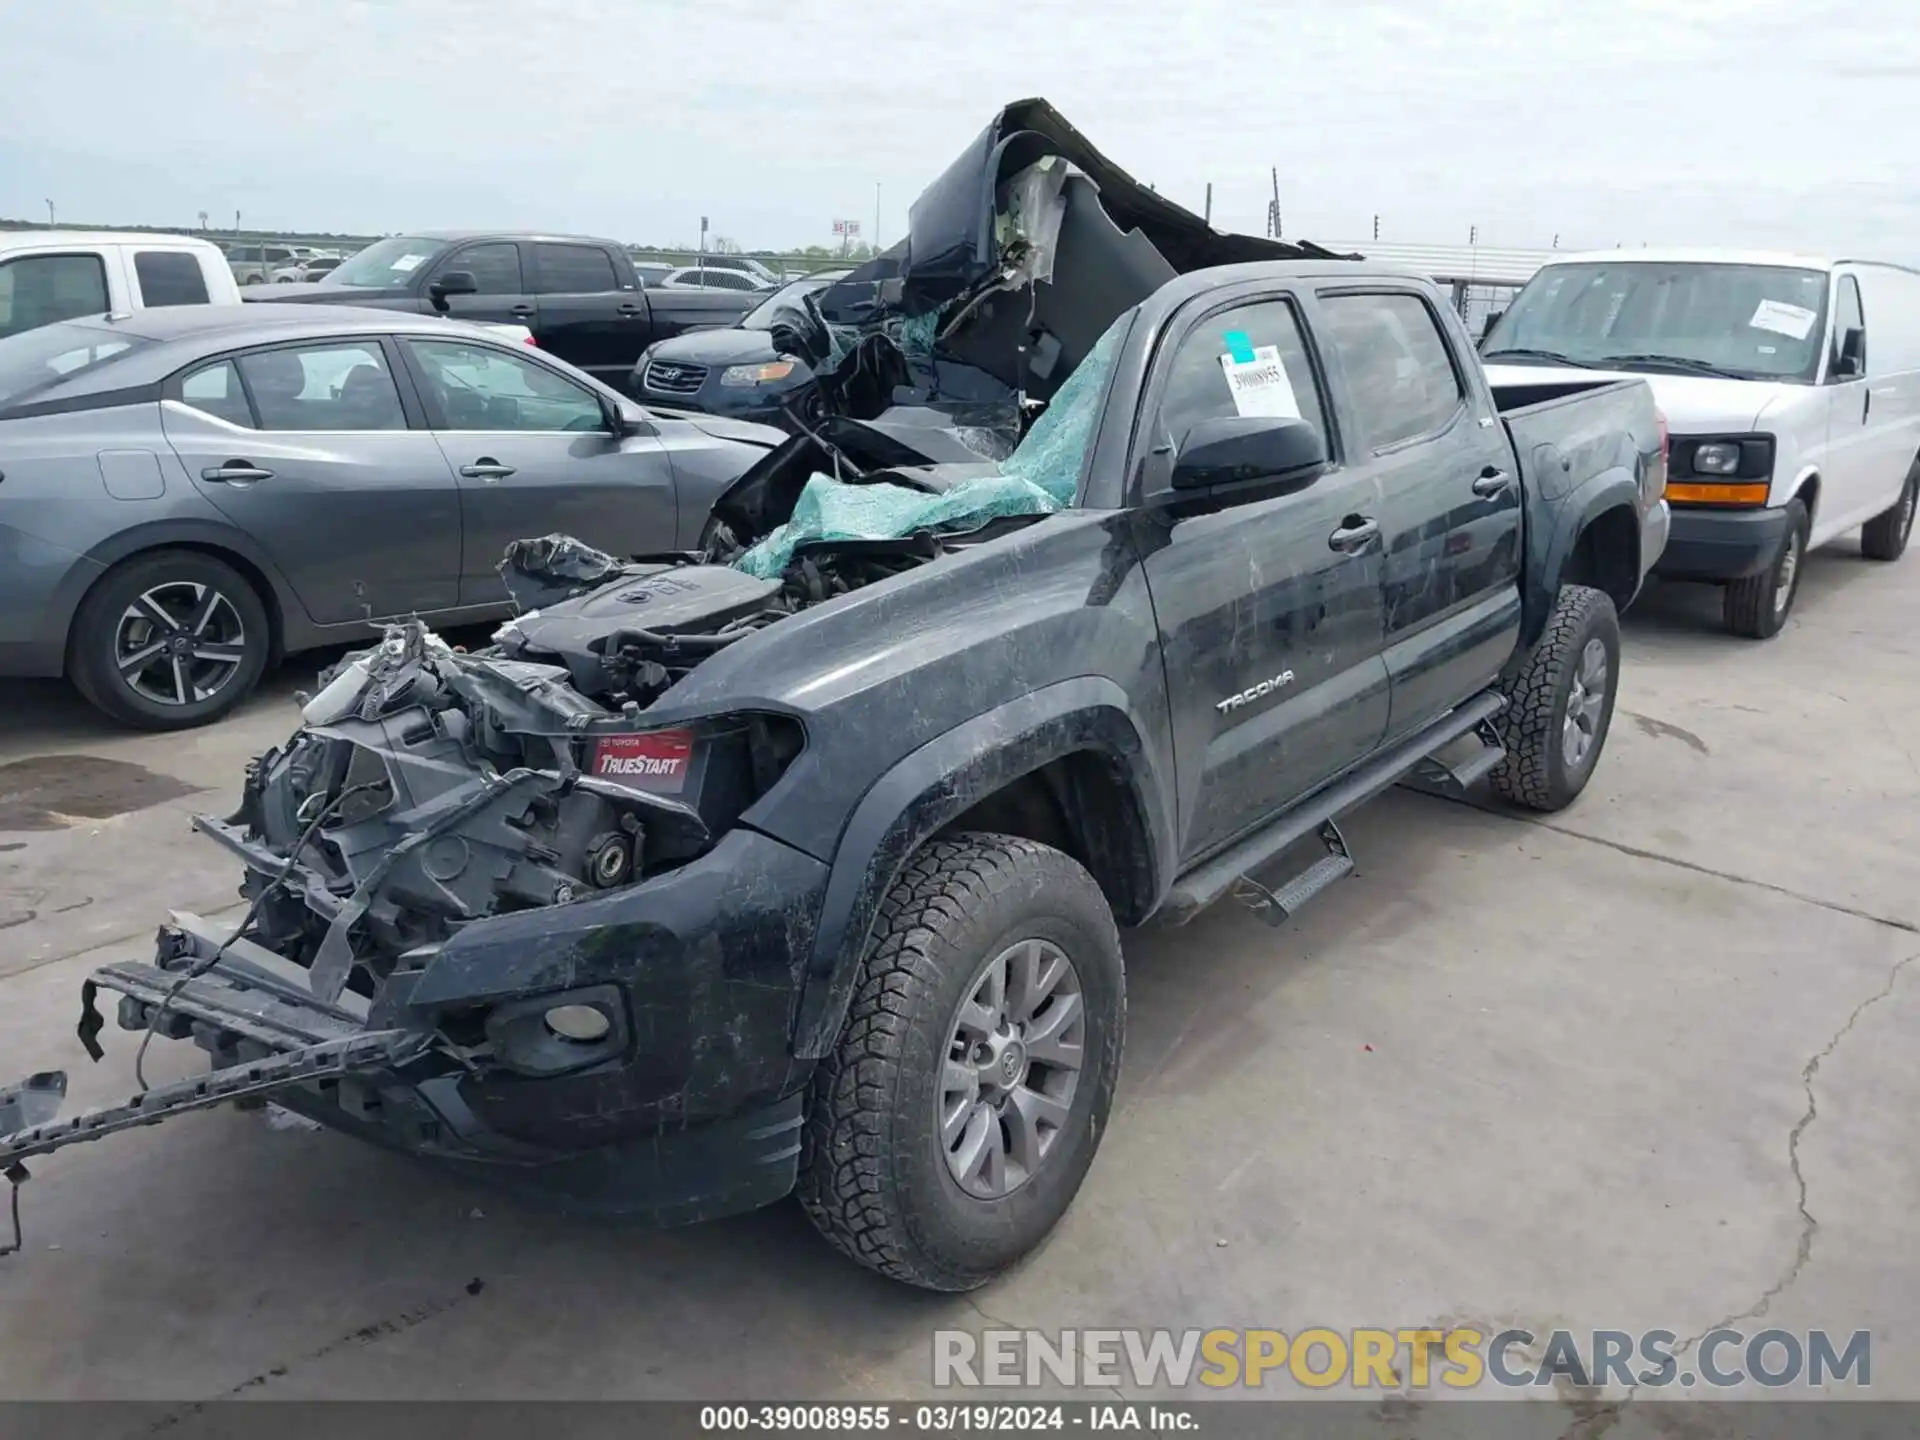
[0,820,829,1229]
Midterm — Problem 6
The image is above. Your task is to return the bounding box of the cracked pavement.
[0,544,1914,1420]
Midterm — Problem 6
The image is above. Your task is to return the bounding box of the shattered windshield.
[1485,261,1830,382]
[732,312,1131,580]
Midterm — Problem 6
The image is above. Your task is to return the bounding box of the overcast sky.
[5,0,1919,259]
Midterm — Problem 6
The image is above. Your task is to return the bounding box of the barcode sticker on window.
[1219,347,1301,420]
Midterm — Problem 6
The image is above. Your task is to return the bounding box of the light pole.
[44,199,54,226]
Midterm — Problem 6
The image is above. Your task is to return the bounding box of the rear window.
[133,251,211,308]
[533,243,619,294]
[0,253,111,340]
[0,322,145,404]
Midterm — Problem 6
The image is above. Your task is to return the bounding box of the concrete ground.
[0,545,1914,1427]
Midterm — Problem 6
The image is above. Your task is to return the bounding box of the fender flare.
[1524,465,1641,648]
[789,676,1170,1058]
[51,519,308,656]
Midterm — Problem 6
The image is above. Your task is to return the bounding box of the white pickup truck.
[0,230,535,347]
[0,231,240,337]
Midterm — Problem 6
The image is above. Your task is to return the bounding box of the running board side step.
[1230,820,1353,927]
[1157,690,1506,927]
[1398,717,1508,800]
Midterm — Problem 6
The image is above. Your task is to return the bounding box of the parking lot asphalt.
[0,549,1915,1420]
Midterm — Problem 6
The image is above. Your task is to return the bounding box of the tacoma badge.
[1216,670,1295,714]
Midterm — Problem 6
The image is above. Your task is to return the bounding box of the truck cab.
[0,232,240,339]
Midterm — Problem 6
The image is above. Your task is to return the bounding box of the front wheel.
[1723,498,1808,639]
[1488,584,1621,813]
[797,834,1125,1291]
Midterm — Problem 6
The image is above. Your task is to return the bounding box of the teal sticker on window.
[1223,330,1257,364]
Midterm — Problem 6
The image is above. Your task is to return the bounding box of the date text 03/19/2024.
[698,1404,1194,1432]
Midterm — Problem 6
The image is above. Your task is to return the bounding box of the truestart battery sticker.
[591,730,695,793]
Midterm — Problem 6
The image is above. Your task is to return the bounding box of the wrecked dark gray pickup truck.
[0,254,1669,1290]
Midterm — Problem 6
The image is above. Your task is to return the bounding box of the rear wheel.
[1723,498,1808,639]
[1488,583,1620,813]
[797,834,1125,1291]
[68,550,271,730]
[1861,468,1917,562]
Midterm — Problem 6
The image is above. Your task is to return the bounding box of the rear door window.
[1318,292,1466,449]
[237,342,407,431]
[532,243,619,294]
[133,251,211,308]
[0,254,112,339]
[179,359,255,426]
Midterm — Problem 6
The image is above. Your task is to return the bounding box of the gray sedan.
[0,305,785,729]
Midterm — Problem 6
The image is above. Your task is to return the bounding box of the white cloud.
[2,0,1915,260]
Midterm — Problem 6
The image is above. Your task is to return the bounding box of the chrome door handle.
[202,463,274,484]
[459,461,517,480]
[1472,469,1514,498]
[1328,517,1379,553]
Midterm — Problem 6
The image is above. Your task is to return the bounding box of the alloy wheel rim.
[938,937,1086,1199]
[1561,637,1609,770]
[114,582,248,707]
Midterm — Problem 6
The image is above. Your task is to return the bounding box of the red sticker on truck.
[590,730,695,793]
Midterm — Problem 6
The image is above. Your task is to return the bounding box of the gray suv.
[0,306,784,729]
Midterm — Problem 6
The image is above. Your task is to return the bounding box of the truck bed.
[1493,376,1655,505]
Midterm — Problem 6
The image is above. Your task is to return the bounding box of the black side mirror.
[427,270,478,312]
[1171,415,1328,492]
[1833,326,1865,379]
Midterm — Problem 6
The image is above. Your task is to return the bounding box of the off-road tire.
[1861,468,1917,562]
[1487,583,1620,813]
[1723,497,1808,639]
[797,834,1125,1292]
[68,550,272,731]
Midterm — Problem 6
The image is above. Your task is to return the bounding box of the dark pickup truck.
[0,264,1668,1293]
[251,231,754,390]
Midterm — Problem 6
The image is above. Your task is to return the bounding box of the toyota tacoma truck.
[0,254,1668,1290]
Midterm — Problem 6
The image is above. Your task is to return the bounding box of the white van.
[0,232,242,339]
[1483,249,1920,637]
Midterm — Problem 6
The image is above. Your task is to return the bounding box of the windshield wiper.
[1591,354,1759,380]
[1481,348,1595,368]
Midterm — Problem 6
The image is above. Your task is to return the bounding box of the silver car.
[0,306,785,729]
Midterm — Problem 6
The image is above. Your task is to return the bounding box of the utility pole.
[1203,183,1212,225]
[44,199,55,226]
[1469,224,1478,245]
[1372,214,1380,241]
[1268,167,1280,238]
[234,210,241,234]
